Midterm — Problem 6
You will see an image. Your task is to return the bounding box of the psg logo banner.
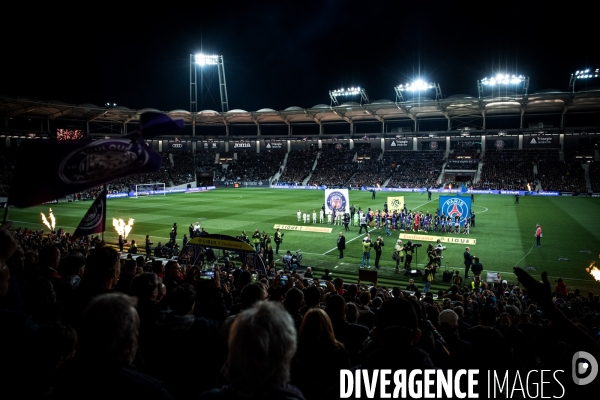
[438,196,472,226]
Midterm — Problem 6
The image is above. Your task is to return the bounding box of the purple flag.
[8,112,183,208]
[71,189,106,241]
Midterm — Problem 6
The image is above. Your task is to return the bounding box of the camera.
[199,271,214,280]
[318,280,328,287]
[413,243,422,248]
[280,275,288,285]
[435,244,447,251]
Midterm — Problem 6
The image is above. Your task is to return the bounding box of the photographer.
[403,241,414,271]
[427,244,441,273]
[394,239,405,273]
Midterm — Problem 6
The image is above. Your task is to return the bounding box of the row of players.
[297,208,475,234]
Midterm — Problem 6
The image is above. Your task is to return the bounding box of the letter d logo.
[572,351,598,385]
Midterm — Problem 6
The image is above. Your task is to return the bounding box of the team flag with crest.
[438,196,472,226]
[324,189,350,214]
[70,189,107,241]
[387,196,404,213]
[7,112,183,208]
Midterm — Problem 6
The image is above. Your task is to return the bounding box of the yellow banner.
[387,196,404,213]
[188,236,255,251]
[274,224,333,233]
[399,233,477,245]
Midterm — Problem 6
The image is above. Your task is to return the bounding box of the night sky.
[3,2,597,112]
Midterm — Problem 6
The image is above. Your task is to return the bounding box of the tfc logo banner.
[439,196,472,226]
[325,189,350,214]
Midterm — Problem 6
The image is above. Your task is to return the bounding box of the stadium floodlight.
[329,87,370,106]
[568,68,599,92]
[394,80,442,102]
[477,73,529,98]
[190,53,229,113]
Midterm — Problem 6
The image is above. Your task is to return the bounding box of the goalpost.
[132,183,166,198]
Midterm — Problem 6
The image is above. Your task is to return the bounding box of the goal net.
[132,183,166,198]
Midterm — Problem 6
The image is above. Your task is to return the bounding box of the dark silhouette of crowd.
[219,150,285,182]
[475,149,536,191]
[536,158,588,193]
[307,145,357,187]
[2,220,599,399]
[385,151,445,188]
[278,148,319,185]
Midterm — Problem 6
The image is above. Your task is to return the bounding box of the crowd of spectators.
[344,147,386,188]
[219,150,286,182]
[474,149,536,191]
[278,149,319,185]
[385,151,445,188]
[307,146,357,187]
[1,222,599,399]
[536,158,588,193]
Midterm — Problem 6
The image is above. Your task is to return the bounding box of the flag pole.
[2,198,9,225]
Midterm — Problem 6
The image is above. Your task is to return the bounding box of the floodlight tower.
[394,80,442,102]
[190,53,229,113]
[477,73,529,98]
[329,87,370,106]
[568,68,599,92]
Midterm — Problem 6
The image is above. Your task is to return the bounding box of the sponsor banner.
[167,142,189,151]
[325,188,350,214]
[107,193,129,199]
[200,141,221,151]
[188,235,256,251]
[593,193,600,197]
[439,196,472,226]
[216,180,269,187]
[561,192,574,196]
[270,185,322,190]
[387,139,410,148]
[264,141,284,150]
[400,233,476,245]
[232,141,253,150]
[524,136,556,146]
[273,224,333,233]
[387,196,405,213]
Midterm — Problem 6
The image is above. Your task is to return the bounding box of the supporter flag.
[387,196,404,213]
[7,112,183,208]
[420,187,426,195]
[460,183,468,194]
[71,189,106,241]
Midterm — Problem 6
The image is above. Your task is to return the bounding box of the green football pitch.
[6,188,600,294]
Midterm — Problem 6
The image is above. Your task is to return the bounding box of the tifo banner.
[399,233,477,245]
[274,224,333,233]
[387,196,405,213]
[325,189,350,214]
[438,196,472,226]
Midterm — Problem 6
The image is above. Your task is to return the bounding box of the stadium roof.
[2,88,600,134]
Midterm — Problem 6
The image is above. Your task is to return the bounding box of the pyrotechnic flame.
[41,208,56,231]
[586,260,600,282]
[113,218,135,239]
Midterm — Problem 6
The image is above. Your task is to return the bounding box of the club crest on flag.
[71,189,107,241]
[439,196,471,226]
[59,139,152,184]
[325,189,349,213]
